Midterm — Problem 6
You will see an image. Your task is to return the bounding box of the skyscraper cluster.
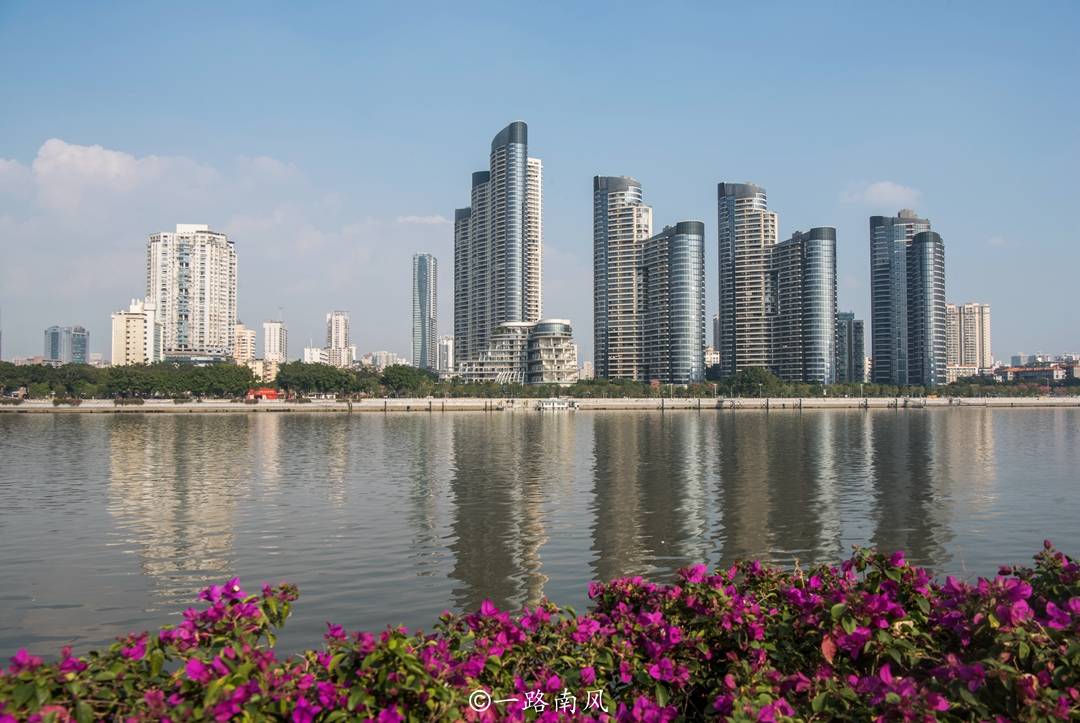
[593,175,706,384]
[44,325,89,365]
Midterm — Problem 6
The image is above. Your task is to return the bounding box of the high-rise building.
[717,182,777,377]
[906,231,947,386]
[869,210,931,385]
[233,323,257,364]
[712,312,720,352]
[593,176,653,380]
[835,312,866,384]
[437,335,455,375]
[263,320,287,363]
[147,224,237,361]
[453,121,543,367]
[110,299,162,366]
[946,302,992,370]
[325,311,352,368]
[44,325,89,365]
[640,222,707,384]
[770,227,837,384]
[412,253,438,370]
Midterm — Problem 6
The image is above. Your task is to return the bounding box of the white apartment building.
[110,298,163,366]
[146,224,237,360]
[263,320,287,363]
[233,323,257,364]
[325,311,354,368]
[946,302,992,370]
[437,335,455,374]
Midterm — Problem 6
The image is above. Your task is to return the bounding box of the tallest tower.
[454,121,543,367]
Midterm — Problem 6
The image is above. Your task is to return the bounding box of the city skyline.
[1,4,1077,361]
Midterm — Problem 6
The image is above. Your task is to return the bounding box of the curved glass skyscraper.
[453,122,542,368]
[771,227,838,384]
[869,210,946,387]
[411,253,437,370]
[717,182,777,377]
[641,221,707,384]
[593,176,652,380]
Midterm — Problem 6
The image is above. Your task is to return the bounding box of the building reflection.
[589,412,711,584]
[446,413,573,612]
[867,410,951,566]
[107,415,249,608]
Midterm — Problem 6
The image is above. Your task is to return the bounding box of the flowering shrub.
[2,545,1079,721]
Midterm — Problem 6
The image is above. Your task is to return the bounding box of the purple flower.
[292,696,321,723]
[8,648,43,674]
[836,626,872,658]
[573,617,601,643]
[681,564,708,584]
[479,599,498,617]
[185,657,212,684]
[376,708,403,723]
[581,666,596,685]
[889,550,906,567]
[122,635,147,661]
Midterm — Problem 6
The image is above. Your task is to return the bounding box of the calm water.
[1,408,1078,657]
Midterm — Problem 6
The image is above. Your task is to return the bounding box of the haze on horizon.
[1,2,1077,362]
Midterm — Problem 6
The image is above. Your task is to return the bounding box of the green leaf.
[812,692,827,713]
[830,603,847,621]
[841,616,857,635]
[887,647,904,666]
[915,597,931,615]
[328,652,346,672]
[1019,641,1031,660]
[75,701,94,723]
[13,682,36,708]
[654,683,669,707]
[347,689,364,712]
[885,692,901,705]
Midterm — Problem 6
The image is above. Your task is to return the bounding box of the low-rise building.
[460,319,578,385]
[945,365,980,384]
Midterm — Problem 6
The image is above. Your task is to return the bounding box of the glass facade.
[770,228,837,384]
[869,210,930,385]
[411,253,438,370]
[640,221,706,384]
[835,311,866,383]
[593,176,651,380]
[906,231,947,386]
[454,123,542,367]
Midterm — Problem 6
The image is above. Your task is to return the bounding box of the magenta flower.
[185,658,212,684]
[122,635,147,661]
[8,649,42,674]
[376,708,403,723]
[581,666,596,685]
[479,599,498,617]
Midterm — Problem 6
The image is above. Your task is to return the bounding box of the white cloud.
[841,181,922,209]
[395,214,451,225]
[30,138,219,211]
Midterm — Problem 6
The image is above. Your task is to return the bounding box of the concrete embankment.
[2,396,1078,413]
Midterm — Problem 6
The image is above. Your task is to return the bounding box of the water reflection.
[107,416,249,607]
[3,408,1077,659]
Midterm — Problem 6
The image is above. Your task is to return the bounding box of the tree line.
[1,361,1075,400]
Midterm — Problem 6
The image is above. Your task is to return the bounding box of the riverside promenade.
[3,396,1079,413]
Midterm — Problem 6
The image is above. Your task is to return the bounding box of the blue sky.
[1,2,1077,362]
